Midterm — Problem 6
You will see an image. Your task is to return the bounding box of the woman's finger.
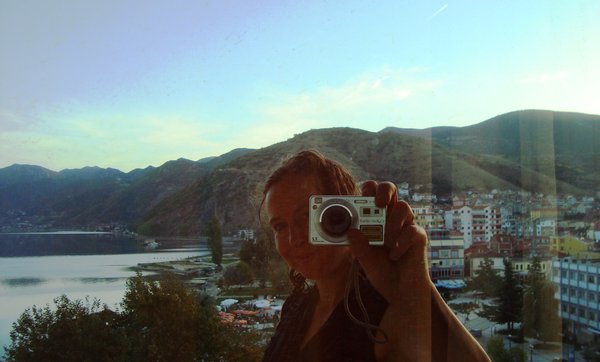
[375,181,397,209]
[361,180,378,197]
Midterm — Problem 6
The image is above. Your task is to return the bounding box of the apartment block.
[427,229,465,281]
[552,258,600,343]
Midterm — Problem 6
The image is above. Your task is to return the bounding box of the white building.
[413,205,445,230]
[412,193,437,203]
[536,218,557,237]
[236,229,255,240]
[444,206,501,248]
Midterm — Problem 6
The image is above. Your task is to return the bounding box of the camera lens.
[320,204,353,237]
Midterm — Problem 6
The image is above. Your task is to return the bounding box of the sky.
[1,0,599,172]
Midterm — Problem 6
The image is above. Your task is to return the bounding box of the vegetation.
[238,227,293,294]
[522,258,561,343]
[239,229,278,284]
[486,335,527,362]
[449,302,479,321]
[4,296,126,361]
[468,257,502,297]
[222,261,254,287]
[478,259,523,335]
[4,273,263,361]
[206,215,223,266]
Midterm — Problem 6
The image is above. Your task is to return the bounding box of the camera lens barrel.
[320,204,353,237]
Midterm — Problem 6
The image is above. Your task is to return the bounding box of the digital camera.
[308,195,386,246]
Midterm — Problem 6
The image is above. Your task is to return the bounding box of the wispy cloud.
[429,4,449,20]
[515,71,569,85]
[0,112,229,171]
[226,67,441,150]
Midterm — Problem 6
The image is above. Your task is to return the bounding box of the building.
[512,258,552,280]
[550,236,591,256]
[552,258,600,343]
[427,229,465,281]
[413,205,445,230]
[236,229,255,240]
[444,205,501,248]
[467,252,504,278]
[396,182,410,199]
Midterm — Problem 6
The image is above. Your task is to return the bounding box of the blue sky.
[1,0,599,171]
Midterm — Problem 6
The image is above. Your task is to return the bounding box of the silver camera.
[309,195,386,246]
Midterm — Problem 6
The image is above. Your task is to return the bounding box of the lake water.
[0,232,209,354]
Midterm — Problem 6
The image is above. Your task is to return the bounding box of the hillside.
[137,123,587,236]
[0,150,254,229]
[381,110,600,192]
[1,110,598,235]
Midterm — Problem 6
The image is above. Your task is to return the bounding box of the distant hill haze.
[1,110,599,236]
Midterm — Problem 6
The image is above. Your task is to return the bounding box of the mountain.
[1,110,598,235]
[0,151,253,229]
[0,164,57,188]
[381,110,600,191]
[137,113,597,236]
[197,148,255,169]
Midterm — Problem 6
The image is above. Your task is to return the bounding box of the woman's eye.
[273,223,287,232]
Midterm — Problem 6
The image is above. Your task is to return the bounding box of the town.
[403,184,600,359]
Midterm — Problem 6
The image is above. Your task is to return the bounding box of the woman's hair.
[262,149,359,293]
[263,149,360,197]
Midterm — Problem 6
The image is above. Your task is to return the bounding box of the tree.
[223,261,254,287]
[206,215,223,266]
[479,259,523,334]
[4,296,127,361]
[5,273,264,361]
[239,229,278,287]
[121,272,262,361]
[469,257,502,297]
[522,258,561,343]
[486,335,527,362]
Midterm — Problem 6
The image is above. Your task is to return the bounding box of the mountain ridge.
[1,110,598,235]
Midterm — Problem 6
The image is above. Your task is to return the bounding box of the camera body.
[309,195,386,246]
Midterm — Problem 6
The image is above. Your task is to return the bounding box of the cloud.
[0,111,230,171]
[429,4,449,20]
[221,67,441,152]
[260,67,438,129]
[515,71,569,85]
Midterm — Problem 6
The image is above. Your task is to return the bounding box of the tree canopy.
[206,215,223,266]
[468,257,502,297]
[478,259,523,334]
[4,273,263,361]
[522,258,561,343]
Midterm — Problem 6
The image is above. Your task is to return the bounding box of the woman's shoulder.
[262,286,318,361]
[281,285,318,315]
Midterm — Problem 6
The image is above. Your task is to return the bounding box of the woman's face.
[265,174,350,280]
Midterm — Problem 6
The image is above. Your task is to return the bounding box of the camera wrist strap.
[343,259,388,344]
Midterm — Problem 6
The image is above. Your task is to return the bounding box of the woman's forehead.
[266,174,322,206]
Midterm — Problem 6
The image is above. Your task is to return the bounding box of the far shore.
[0,231,114,235]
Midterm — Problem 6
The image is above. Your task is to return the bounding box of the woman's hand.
[347,180,430,302]
[347,180,433,360]
[347,180,490,362]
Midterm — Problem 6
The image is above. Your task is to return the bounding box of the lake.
[0,232,209,354]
